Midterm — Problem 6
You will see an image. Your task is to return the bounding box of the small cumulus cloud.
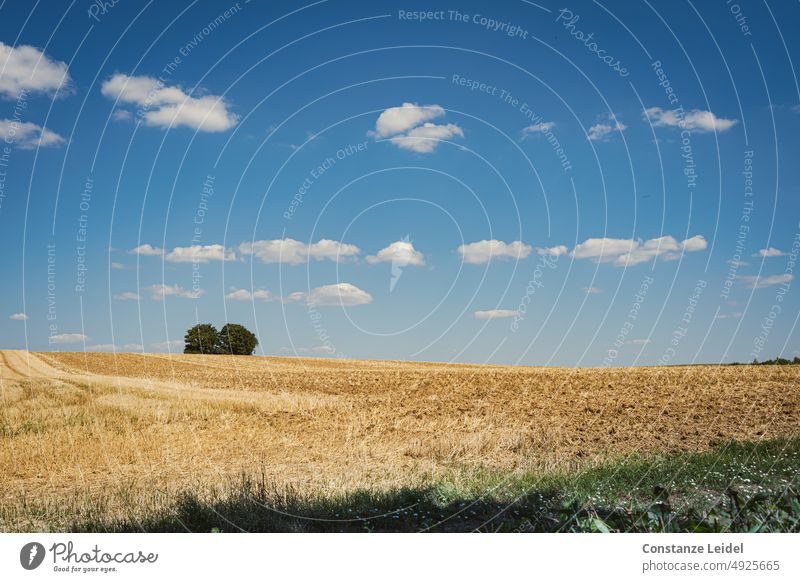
[681,235,708,252]
[239,238,360,265]
[583,287,603,294]
[101,74,238,132]
[753,247,787,258]
[129,244,164,256]
[113,292,140,301]
[0,42,71,98]
[587,115,626,141]
[111,109,133,122]
[458,240,533,264]
[145,283,203,300]
[165,244,236,263]
[371,103,463,153]
[371,102,445,137]
[311,345,335,354]
[284,291,306,303]
[716,312,743,320]
[366,240,425,266]
[737,274,794,289]
[86,344,119,352]
[224,288,275,301]
[9,312,28,320]
[473,309,519,319]
[726,258,750,268]
[306,283,372,307]
[49,333,88,344]
[521,121,556,139]
[570,238,637,261]
[151,339,184,351]
[571,235,707,266]
[389,123,464,153]
[644,107,738,133]
[0,120,65,149]
[536,245,568,257]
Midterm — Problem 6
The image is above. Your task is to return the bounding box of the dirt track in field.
[1,350,798,504]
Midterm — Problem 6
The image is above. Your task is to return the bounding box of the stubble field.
[1,350,798,532]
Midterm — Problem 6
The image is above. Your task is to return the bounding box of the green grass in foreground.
[10,438,800,532]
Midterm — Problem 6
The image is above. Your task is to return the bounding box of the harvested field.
[1,350,799,531]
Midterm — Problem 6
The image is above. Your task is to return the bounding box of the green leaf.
[592,517,611,533]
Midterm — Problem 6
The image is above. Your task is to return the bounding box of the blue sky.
[1,0,799,366]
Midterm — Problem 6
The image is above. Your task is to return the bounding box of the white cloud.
[111,262,129,270]
[716,312,743,320]
[613,237,687,266]
[239,238,360,265]
[366,240,425,266]
[130,243,237,262]
[123,343,144,351]
[737,274,794,289]
[473,309,519,319]
[288,130,320,151]
[224,288,274,301]
[371,102,445,137]
[101,73,238,132]
[0,42,71,98]
[165,244,236,263]
[754,247,787,258]
[536,245,568,257]
[726,258,750,267]
[145,283,203,300]
[587,117,626,141]
[9,312,28,320]
[49,333,88,344]
[151,339,183,351]
[388,122,464,153]
[129,244,164,256]
[111,109,133,122]
[113,292,140,301]
[572,237,638,261]
[521,122,555,137]
[625,339,651,345]
[644,107,738,133]
[306,283,372,306]
[681,235,708,252]
[311,345,335,354]
[0,120,65,149]
[87,344,119,352]
[279,346,308,354]
[371,103,463,153]
[284,291,306,303]
[458,240,533,264]
[571,235,707,266]
[583,287,603,294]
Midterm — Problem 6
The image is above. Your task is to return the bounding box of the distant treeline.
[730,357,800,366]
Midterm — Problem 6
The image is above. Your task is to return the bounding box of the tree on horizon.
[184,323,219,354]
[216,323,258,356]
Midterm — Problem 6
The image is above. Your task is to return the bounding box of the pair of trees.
[184,323,258,355]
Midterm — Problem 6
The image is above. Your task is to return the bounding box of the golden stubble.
[1,350,798,526]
